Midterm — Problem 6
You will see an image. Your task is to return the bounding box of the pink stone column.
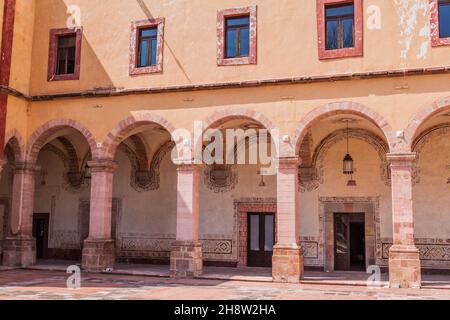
[2,162,39,267]
[387,153,421,288]
[170,164,203,278]
[273,157,304,283]
[81,159,117,272]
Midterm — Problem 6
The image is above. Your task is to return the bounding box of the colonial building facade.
[1,0,450,289]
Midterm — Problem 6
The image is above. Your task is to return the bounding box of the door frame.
[320,197,379,272]
[247,212,276,268]
[33,213,50,259]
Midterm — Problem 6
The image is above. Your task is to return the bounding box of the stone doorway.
[319,197,379,272]
[236,198,277,267]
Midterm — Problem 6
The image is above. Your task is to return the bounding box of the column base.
[170,241,203,278]
[272,244,304,283]
[389,245,422,289]
[81,239,115,272]
[2,237,36,268]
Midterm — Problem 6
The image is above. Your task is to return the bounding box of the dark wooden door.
[248,213,275,267]
[334,213,350,271]
[33,213,49,259]
[334,213,366,271]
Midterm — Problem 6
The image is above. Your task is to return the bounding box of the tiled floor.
[0,268,450,300]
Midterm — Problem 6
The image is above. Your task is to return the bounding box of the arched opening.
[24,122,96,266]
[103,119,177,270]
[409,105,450,271]
[295,110,392,275]
[199,113,277,271]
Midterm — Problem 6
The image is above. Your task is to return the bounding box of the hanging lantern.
[343,154,354,175]
[342,120,356,187]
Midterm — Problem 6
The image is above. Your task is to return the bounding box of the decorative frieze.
[119,141,174,192]
[117,235,234,261]
[204,164,238,193]
[383,239,450,268]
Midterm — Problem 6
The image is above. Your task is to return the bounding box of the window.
[217,6,257,66]
[48,28,82,81]
[225,16,250,58]
[431,0,450,46]
[439,0,450,38]
[325,3,355,50]
[130,18,164,75]
[56,35,76,75]
[317,0,363,60]
[138,27,158,67]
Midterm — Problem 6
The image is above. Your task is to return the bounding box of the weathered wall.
[27,0,450,95]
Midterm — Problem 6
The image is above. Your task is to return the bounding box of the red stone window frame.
[129,18,165,75]
[430,0,450,47]
[217,6,257,66]
[47,28,82,82]
[317,0,363,60]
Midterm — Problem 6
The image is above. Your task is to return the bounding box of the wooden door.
[334,213,350,271]
[33,213,49,259]
[248,213,275,267]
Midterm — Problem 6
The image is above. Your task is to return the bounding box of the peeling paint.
[395,0,430,61]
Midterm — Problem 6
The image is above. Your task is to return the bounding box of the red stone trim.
[129,18,164,75]
[430,0,450,47]
[317,0,363,60]
[47,28,82,82]
[293,101,395,156]
[236,201,277,267]
[195,108,276,158]
[404,96,450,151]
[217,6,257,66]
[101,112,176,160]
[0,0,16,155]
[26,119,98,162]
[0,0,15,87]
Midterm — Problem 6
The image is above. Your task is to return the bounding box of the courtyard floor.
[0,266,450,300]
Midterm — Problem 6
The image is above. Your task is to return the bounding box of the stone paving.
[0,269,450,300]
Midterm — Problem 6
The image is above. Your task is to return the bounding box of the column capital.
[88,159,117,173]
[13,161,40,174]
[386,152,416,166]
[277,156,302,168]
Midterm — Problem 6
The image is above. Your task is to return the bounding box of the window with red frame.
[48,28,82,81]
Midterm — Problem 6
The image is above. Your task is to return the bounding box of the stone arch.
[293,102,395,157]
[4,129,25,163]
[410,123,450,186]
[405,96,450,151]
[196,108,278,157]
[100,112,176,160]
[26,119,97,163]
